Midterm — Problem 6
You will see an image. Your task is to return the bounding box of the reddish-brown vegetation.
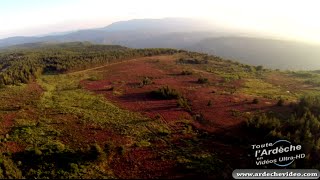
[82,56,288,134]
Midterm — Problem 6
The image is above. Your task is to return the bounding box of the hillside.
[0,43,320,178]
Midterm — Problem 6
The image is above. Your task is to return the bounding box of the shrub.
[0,155,23,179]
[177,97,191,111]
[154,114,162,120]
[197,77,209,84]
[135,140,151,147]
[89,143,106,160]
[140,77,153,86]
[181,70,193,75]
[34,147,43,156]
[104,86,114,91]
[69,163,79,173]
[158,127,171,136]
[104,142,115,156]
[177,58,208,64]
[194,113,206,124]
[246,113,281,131]
[177,153,224,176]
[87,76,98,81]
[150,86,181,99]
[45,141,66,152]
[230,109,242,117]
[256,65,264,71]
[87,75,103,81]
[296,96,320,115]
[116,146,126,156]
[277,99,285,106]
[252,98,259,104]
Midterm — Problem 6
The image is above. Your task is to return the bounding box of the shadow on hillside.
[192,122,258,166]
[166,121,257,179]
[118,92,149,102]
[11,146,102,179]
[126,82,142,88]
[118,92,177,102]
[143,104,180,112]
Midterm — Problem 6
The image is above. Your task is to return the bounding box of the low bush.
[252,98,259,104]
[194,113,206,124]
[177,97,191,111]
[256,65,264,71]
[89,143,106,160]
[197,77,209,84]
[277,99,285,106]
[177,58,208,64]
[181,70,193,75]
[104,142,115,156]
[140,77,153,86]
[246,113,281,132]
[0,155,23,179]
[116,146,126,156]
[158,127,171,136]
[87,76,99,81]
[150,86,181,99]
[134,140,151,147]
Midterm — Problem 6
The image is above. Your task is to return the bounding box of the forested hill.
[0,42,182,86]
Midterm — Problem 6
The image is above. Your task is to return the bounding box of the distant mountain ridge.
[1,18,320,70]
[0,18,218,47]
[100,18,214,32]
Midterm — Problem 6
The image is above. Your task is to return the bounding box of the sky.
[0,0,320,43]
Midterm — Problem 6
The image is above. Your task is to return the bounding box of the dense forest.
[0,42,182,86]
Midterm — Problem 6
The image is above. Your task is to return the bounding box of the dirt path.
[191,68,213,75]
[69,59,136,75]
[70,55,170,75]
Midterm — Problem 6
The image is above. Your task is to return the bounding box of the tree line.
[0,43,183,86]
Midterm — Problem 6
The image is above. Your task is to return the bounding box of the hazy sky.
[1,0,320,43]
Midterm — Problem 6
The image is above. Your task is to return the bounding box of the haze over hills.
[1,18,320,70]
[99,18,216,32]
[0,18,222,47]
[188,37,320,70]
